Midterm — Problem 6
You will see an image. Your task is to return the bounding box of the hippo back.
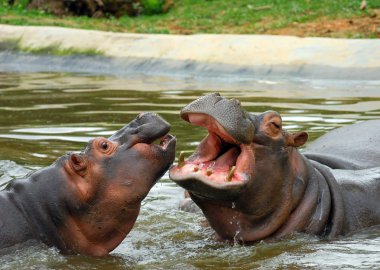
[304,120,380,170]
[332,167,380,233]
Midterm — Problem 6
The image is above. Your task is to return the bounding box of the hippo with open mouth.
[0,112,176,256]
[169,93,380,242]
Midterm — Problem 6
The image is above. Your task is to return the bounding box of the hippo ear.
[69,153,87,176]
[286,131,308,147]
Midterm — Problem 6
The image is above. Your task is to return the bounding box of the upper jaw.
[109,112,172,146]
[180,93,254,144]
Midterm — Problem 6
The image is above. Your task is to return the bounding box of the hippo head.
[169,93,309,242]
[60,112,176,255]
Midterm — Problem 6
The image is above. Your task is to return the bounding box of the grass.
[0,38,104,56]
[0,0,379,37]
[19,44,103,56]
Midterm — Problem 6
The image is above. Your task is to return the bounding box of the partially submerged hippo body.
[0,113,176,256]
[170,93,380,242]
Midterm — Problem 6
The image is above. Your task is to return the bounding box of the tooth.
[226,166,236,182]
[178,151,185,167]
[193,166,199,172]
[206,168,213,176]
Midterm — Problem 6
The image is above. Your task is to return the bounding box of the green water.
[0,72,380,269]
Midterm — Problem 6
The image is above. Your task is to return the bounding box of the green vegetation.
[142,0,169,15]
[0,0,379,37]
[19,44,103,56]
[0,38,104,56]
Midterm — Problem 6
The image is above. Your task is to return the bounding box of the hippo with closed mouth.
[0,112,176,256]
[169,93,380,242]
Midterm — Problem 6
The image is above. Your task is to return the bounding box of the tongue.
[214,147,240,170]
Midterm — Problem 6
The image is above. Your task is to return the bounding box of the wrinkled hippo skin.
[0,112,175,256]
[170,93,380,243]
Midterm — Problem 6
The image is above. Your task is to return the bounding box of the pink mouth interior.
[172,113,254,185]
[159,134,174,149]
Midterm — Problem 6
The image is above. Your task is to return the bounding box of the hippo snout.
[109,112,171,146]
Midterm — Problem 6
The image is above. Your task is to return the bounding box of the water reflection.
[0,72,380,269]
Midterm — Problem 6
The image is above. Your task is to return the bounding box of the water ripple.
[0,72,380,269]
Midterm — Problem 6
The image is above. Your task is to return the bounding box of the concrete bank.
[0,24,379,80]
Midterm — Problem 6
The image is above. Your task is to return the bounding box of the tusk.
[226,166,236,182]
[178,151,185,167]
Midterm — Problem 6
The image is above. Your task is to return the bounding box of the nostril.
[137,113,145,119]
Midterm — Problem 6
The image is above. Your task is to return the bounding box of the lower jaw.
[169,170,249,201]
[170,157,249,185]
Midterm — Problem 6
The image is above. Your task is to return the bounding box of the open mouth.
[145,133,176,155]
[170,113,254,189]
[158,134,176,150]
[129,124,176,164]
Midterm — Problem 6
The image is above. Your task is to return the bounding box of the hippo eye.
[271,121,281,129]
[101,141,109,150]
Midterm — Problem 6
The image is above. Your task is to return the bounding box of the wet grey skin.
[169,93,380,243]
[0,112,176,256]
